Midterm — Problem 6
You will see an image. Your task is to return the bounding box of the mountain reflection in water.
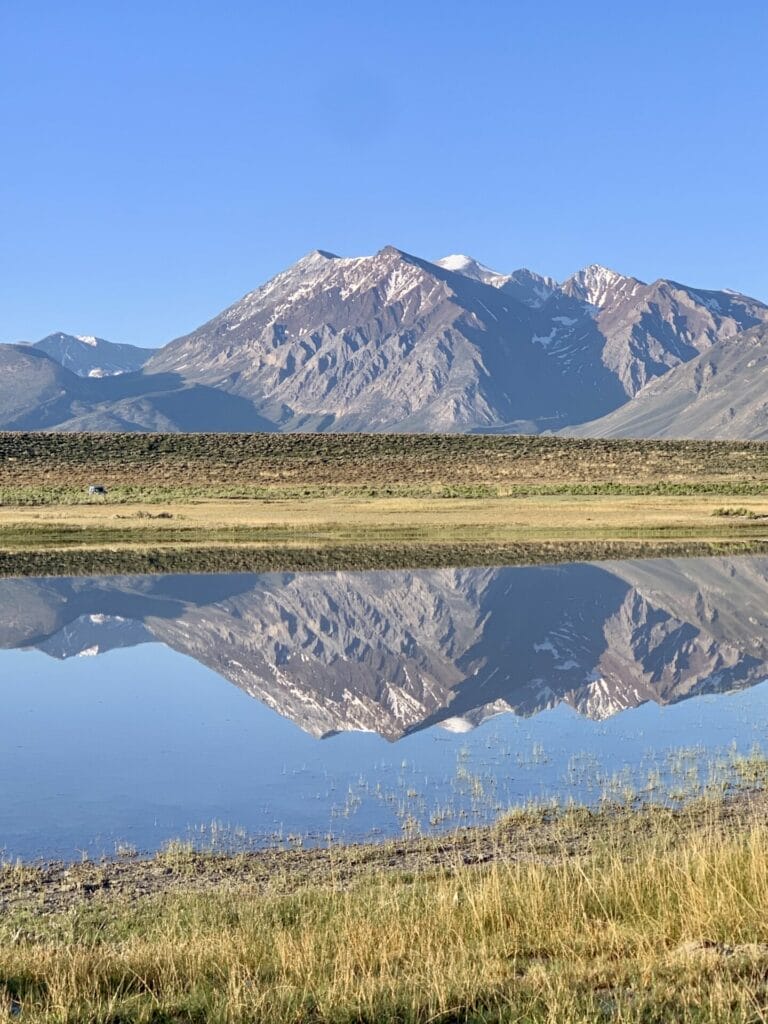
[3,556,768,741]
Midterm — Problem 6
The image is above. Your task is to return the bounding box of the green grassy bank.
[3,537,768,579]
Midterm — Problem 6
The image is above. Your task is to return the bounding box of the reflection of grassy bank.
[3,492,768,577]
[5,792,768,1022]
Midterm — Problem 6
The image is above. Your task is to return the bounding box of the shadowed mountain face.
[3,558,768,739]
[4,249,767,433]
[566,324,768,440]
[0,348,275,432]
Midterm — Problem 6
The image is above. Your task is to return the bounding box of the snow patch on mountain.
[436,254,510,289]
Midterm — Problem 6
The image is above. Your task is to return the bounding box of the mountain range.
[3,557,768,739]
[4,248,768,435]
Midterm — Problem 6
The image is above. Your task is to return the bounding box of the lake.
[3,556,768,861]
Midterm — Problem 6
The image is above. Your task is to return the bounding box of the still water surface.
[2,556,768,860]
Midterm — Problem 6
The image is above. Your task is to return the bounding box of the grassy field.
[5,792,768,1022]
[4,433,768,572]
[3,490,768,576]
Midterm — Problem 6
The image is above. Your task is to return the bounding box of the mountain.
[27,332,156,378]
[0,346,274,432]
[144,247,768,433]
[146,246,587,432]
[3,557,768,740]
[566,324,768,439]
[540,267,768,398]
[499,268,559,309]
[561,264,645,308]
[6,247,768,434]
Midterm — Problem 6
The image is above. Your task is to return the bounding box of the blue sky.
[1,0,766,347]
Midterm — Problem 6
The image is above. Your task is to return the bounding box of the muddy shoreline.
[4,790,767,919]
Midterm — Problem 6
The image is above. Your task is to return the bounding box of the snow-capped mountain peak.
[437,254,482,272]
[436,254,510,288]
[504,268,558,307]
[562,264,645,308]
[299,248,340,265]
[436,256,558,307]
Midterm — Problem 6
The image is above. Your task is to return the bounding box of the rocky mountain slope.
[146,247,591,432]
[567,324,768,439]
[5,247,767,433]
[26,333,156,377]
[140,249,768,434]
[552,268,768,396]
[3,558,768,739]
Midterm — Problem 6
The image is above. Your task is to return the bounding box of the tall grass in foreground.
[5,810,768,1021]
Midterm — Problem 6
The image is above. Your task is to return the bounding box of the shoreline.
[5,787,768,918]
[6,788,768,1021]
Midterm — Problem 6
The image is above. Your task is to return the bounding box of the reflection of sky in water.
[2,642,767,861]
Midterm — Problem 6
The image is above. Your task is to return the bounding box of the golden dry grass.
[3,493,768,543]
[5,806,768,1022]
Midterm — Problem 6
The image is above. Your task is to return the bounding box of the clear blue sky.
[1,0,766,347]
